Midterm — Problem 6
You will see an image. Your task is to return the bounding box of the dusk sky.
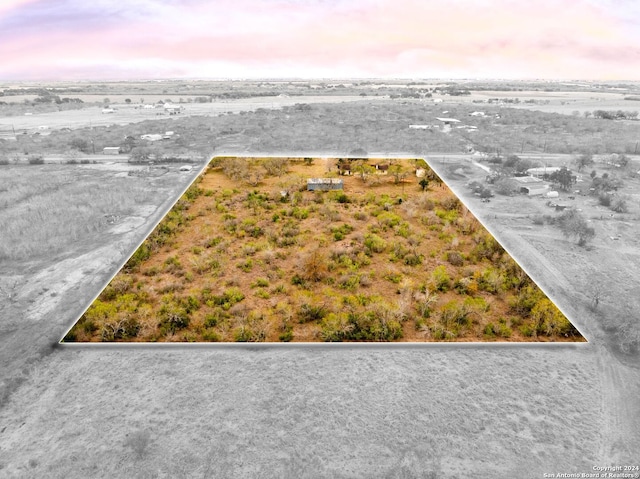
[1,0,639,81]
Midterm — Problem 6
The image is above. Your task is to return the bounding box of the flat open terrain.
[0,95,384,134]
[65,157,583,343]
[0,83,638,477]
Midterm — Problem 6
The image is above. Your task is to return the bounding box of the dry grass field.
[0,95,381,134]
[64,157,583,343]
[0,85,639,477]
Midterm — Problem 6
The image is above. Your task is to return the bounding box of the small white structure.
[102,108,115,114]
[469,111,486,117]
[546,191,559,198]
[307,178,343,191]
[140,134,163,142]
[416,168,426,177]
[103,147,121,155]
[409,124,431,130]
[164,104,183,115]
[179,165,193,172]
[512,176,550,196]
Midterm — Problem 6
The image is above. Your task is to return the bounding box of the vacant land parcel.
[65,157,584,343]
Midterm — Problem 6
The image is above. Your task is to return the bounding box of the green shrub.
[531,298,574,337]
[233,326,266,342]
[446,251,464,266]
[404,252,423,266]
[84,300,118,323]
[279,328,294,342]
[471,234,504,262]
[363,233,387,254]
[252,278,270,288]
[291,274,307,287]
[204,308,226,328]
[435,208,458,224]
[236,258,254,272]
[82,319,98,334]
[332,192,350,204]
[384,271,403,284]
[510,285,545,315]
[431,265,451,292]
[158,304,190,334]
[377,211,403,228]
[101,317,141,341]
[496,323,513,338]
[439,196,461,211]
[298,303,328,323]
[338,273,361,290]
[477,267,505,294]
[519,324,535,337]
[290,207,310,220]
[331,223,354,241]
[319,313,351,342]
[439,301,470,327]
[201,329,221,342]
[124,244,151,271]
[204,236,223,248]
[463,296,489,313]
[484,322,496,337]
[183,184,203,201]
[344,311,403,341]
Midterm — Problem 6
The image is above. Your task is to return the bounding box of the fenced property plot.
[64,157,585,343]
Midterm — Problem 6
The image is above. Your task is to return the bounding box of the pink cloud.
[1,0,639,80]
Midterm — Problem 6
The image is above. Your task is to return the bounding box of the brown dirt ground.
[68,158,583,343]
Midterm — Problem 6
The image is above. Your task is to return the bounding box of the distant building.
[435,117,461,132]
[409,124,432,130]
[435,117,461,125]
[307,178,343,191]
[512,176,550,195]
[103,147,121,155]
[140,134,163,142]
[336,159,352,175]
[164,104,182,115]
